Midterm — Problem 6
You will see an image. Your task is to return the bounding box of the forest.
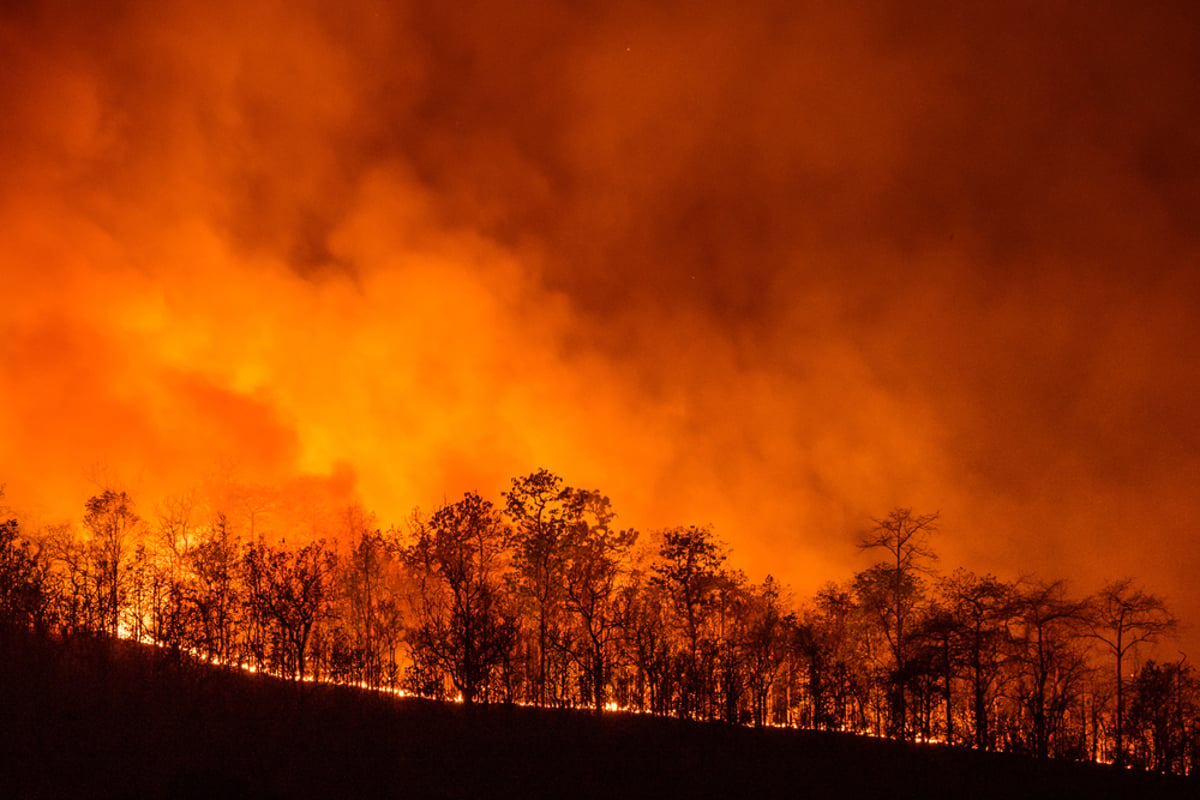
[0,470,1193,777]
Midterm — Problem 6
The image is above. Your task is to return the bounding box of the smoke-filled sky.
[3,0,1199,633]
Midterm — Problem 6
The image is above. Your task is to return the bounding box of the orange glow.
[2,0,1200,656]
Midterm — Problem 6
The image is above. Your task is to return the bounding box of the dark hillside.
[0,632,1193,800]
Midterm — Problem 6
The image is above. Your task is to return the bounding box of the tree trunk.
[593,639,605,712]
[1114,646,1125,767]
[943,636,953,742]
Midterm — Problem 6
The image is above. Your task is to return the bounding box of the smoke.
[2,0,1199,637]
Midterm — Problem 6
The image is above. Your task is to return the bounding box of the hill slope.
[0,634,1193,799]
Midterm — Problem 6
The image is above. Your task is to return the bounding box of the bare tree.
[44,524,100,638]
[855,507,939,738]
[1010,579,1089,759]
[156,490,199,564]
[939,569,1017,750]
[1085,577,1177,767]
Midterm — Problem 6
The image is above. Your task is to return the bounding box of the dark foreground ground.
[0,633,1194,800]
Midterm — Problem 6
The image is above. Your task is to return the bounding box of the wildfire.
[2,1,1200,781]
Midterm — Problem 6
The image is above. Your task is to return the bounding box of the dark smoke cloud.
[2,0,1199,643]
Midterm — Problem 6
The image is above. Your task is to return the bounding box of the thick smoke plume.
[2,1,1199,629]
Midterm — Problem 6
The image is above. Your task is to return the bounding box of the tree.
[124,540,166,643]
[651,525,727,718]
[913,600,959,742]
[742,576,792,727]
[82,490,142,637]
[1009,579,1089,759]
[406,492,517,705]
[156,490,199,564]
[184,514,242,664]
[44,523,103,637]
[856,507,938,738]
[625,568,673,715]
[559,488,636,711]
[1127,658,1197,773]
[938,569,1017,750]
[338,514,406,688]
[242,538,338,680]
[711,570,751,724]
[1085,577,1177,767]
[795,582,863,732]
[503,469,574,706]
[0,518,48,639]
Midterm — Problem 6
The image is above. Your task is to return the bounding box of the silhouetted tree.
[12,470,1200,777]
[626,568,673,714]
[82,490,141,637]
[503,469,574,705]
[46,523,107,638]
[710,570,751,723]
[1010,579,1089,759]
[243,538,338,680]
[854,563,922,735]
[743,576,792,727]
[1127,658,1197,773]
[184,514,242,663]
[914,600,959,742]
[939,569,1016,750]
[406,492,517,705]
[0,517,48,639]
[856,508,938,738]
[156,490,199,564]
[651,525,727,718]
[795,582,863,731]
[337,508,405,687]
[559,488,636,711]
[1085,577,1177,767]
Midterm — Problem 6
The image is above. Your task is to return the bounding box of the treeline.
[0,472,1194,775]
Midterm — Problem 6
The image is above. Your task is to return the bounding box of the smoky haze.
[2,0,1199,634]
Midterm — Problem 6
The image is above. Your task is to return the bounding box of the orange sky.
[2,0,1199,644]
